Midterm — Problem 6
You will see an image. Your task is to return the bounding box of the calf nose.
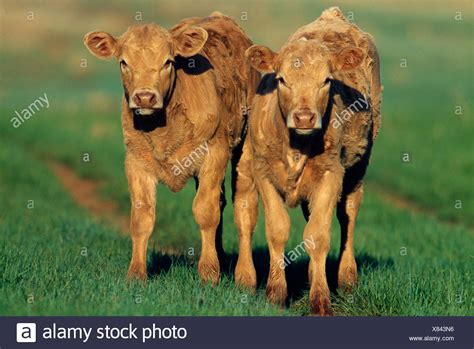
[293,110,316,129]
[133,90,157,108]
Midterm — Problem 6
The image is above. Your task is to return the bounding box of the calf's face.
[84,24,208,116]
[246,40,363,135]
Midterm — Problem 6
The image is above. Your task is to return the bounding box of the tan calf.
[234,7,382,315]
[84,12,258,284]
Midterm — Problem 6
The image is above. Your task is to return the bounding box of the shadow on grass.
[147,249,193,277]
[221,249,394,303]
[146,247,394,305]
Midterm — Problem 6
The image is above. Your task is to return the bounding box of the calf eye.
[163,59,174,69]
[120,60,128,70]
[276,75,287,86]
[321,77,331,87]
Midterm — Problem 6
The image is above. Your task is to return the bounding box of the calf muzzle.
[293,109,322,130]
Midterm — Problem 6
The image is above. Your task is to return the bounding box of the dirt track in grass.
[367,181,469,228]
[49,161,130,234]
[49,161,184,256]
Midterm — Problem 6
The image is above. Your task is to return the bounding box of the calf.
[234,7,382,315]
[84,12,258,284]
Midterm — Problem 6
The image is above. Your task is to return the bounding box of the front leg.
[258,177,290,306]
[305,168,343,315]
[126,156,157,281]
[193,149,228,285]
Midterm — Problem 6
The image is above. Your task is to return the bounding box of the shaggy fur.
[84,12,258,284]
[234,7,382,315]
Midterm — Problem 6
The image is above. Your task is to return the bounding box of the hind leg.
[193,148,228,285]
[233,138,258,291]
[195,177,226,267]
[336,183,364,291]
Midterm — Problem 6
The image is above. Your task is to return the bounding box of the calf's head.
[246,40,364,135]
[84,24,208,115]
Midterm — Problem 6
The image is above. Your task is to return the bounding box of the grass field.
[0,0,472,316]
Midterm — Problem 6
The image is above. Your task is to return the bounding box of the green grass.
[0,0,473,316]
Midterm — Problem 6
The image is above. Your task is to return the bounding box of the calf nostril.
[133,91,157,107]
[149,93,157,105]
[133,94,142,105]
[294,111,316,128]
[294,114,303,126]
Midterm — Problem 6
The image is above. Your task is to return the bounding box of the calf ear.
[84,31,117,60]
[332,46,364,71]
[245,45,276,73]
[173,26,208,58]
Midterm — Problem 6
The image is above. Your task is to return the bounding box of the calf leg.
[233,139,258,291]
[336,183,364,291]
[195,177,226,267]
[126,161,157,281]
[259,177,290,306]
[305,169,342,315]
[193,152,227,285]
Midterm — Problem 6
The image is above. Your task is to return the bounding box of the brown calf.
[234,7,382,315]
[84,12,258,284]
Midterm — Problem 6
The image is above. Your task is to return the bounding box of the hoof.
[198,258,220,285]
[266,281,287,306]
[127,263,147,282]
[235,263,257,293]
[310,295,333,316]
[337,261,358,293]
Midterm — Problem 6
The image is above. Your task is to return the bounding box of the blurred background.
[0,0,472,316]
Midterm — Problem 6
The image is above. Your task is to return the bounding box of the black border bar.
[2,316,472,349]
